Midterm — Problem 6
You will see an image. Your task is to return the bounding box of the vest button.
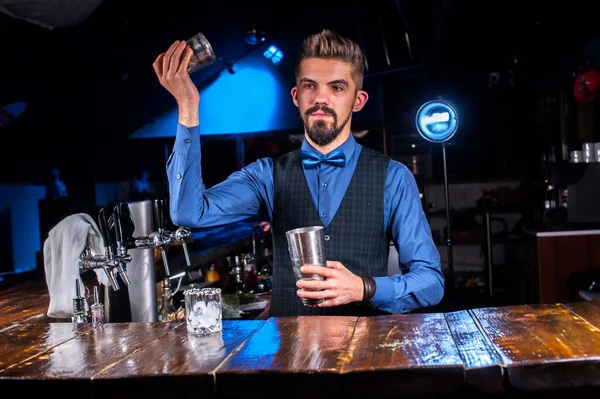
[324,235,330,241]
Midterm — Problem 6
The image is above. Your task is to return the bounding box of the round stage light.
[415,99,458,143]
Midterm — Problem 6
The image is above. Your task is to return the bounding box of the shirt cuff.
[173,123,200,153]
[371,276,395,307]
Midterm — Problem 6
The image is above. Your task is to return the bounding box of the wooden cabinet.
[528,231,600,304]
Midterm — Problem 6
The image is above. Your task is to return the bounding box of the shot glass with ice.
[184,287,222,335]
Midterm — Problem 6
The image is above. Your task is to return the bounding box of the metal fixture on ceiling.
[244,20,267,45]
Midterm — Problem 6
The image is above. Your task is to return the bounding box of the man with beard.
[153,29,444,316]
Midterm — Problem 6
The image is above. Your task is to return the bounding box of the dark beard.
[303,105,351,147]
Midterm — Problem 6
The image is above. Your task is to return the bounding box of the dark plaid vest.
[270,146,391,317]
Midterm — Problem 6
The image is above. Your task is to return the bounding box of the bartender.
[152,29,444,316]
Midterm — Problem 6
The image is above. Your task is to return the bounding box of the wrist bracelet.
[359,275,376,305]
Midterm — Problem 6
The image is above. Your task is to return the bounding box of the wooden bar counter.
[1,281,599,398]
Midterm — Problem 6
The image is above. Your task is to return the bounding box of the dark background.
[2,0,599,189]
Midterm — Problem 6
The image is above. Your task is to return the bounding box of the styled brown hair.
[295,29,365,90]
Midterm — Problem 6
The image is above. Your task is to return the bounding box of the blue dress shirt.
[167,124,444,314]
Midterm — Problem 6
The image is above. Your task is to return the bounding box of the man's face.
[292,58,368,147]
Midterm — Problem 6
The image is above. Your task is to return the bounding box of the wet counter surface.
[1,281,599,398]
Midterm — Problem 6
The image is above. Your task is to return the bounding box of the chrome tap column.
[127,199,158,322]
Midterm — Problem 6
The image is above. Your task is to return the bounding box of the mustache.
[305,105,336,118]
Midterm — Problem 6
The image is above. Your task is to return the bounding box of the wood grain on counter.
[215,316,358,399]
[93,320,264,398]
[470,303,600,392]
[564,298,600,329]
[0,280,54,331]
[445,310,504,393]
[340,313,465,397]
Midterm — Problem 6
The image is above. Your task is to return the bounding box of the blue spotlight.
[263,45,276,59]
[271,50,283,65]
[415,99,458,143]
[263,45,283,65]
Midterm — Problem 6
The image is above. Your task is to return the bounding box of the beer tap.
[153,198,171,276]
[126,199,193,274]
[112,204,132,286]
[175,225,193,267]
[98,207,121,290]
[155,198,193,270]
[78,207,132,291]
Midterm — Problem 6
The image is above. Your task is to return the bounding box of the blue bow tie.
[301,149,346,168]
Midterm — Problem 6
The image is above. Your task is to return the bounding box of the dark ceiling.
[1,0,599,183]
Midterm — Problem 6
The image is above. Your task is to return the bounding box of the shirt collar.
[301,133,358,163]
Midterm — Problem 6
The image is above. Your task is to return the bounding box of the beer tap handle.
[159,247,171,277]
[181,242,191,268]
[113,205,125,254]
[98,207,120,291]
[153,199,171,276]
[112,204,132,286]
[97,208,112,256]
[175,227,192,267]
[153,199,165,233]
[120,203,136,248]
